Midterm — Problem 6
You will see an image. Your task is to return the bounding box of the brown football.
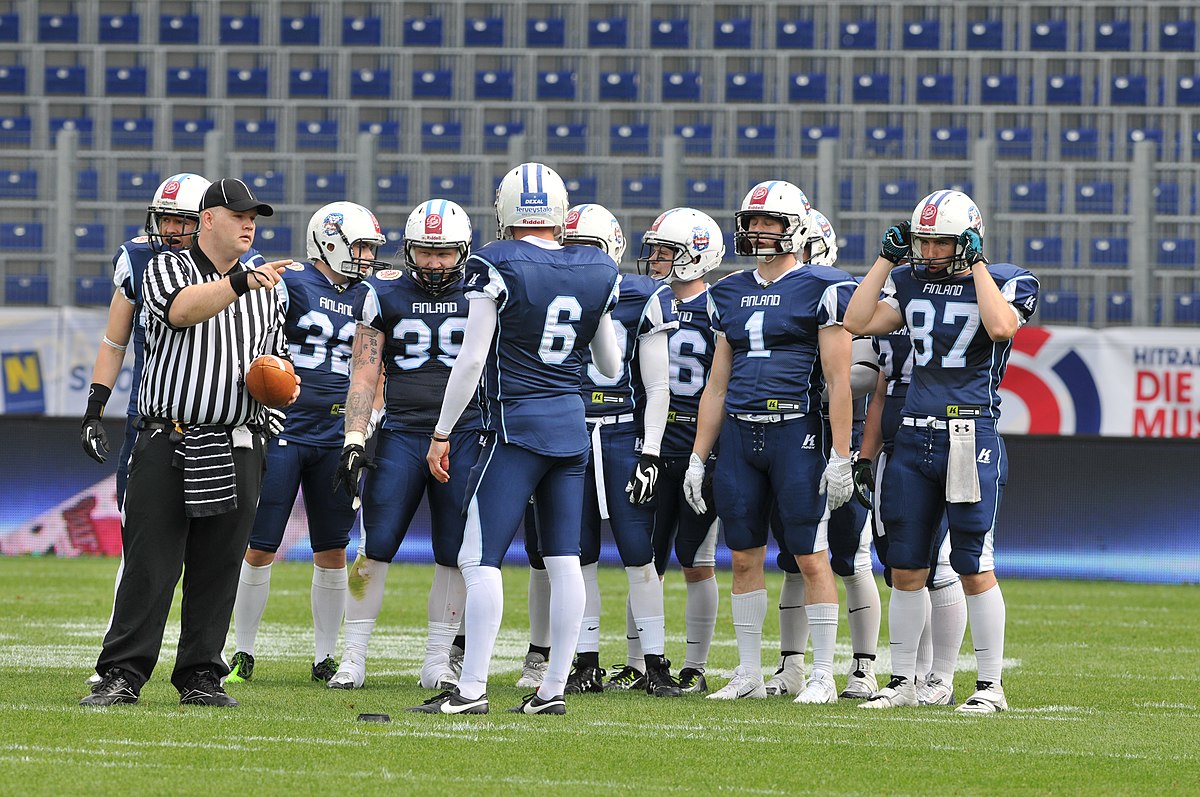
[245,355,296,408]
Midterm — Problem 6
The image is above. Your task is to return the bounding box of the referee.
[83,178,297,708]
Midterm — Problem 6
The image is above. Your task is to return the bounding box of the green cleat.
[312,656,338,683]
[225,651,254,684]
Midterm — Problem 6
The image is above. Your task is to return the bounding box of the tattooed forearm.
[346,326,384,435]
[352,324,382,370]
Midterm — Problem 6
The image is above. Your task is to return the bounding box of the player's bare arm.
[858,370,887,461]
[89,292,136,389]
[690,335,732,461]
[844,256,904,337]
[344,324,383,437]
[818,324,853,458]
[973,267,1022,341]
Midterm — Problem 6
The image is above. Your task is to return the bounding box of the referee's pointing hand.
[245,260,293,290]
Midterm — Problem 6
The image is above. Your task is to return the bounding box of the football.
[245,355,297,408]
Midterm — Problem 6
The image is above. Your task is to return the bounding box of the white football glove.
[682,453,708,515]
[819,450,854,511]
[265,407,286,437]
[366,407,383,440]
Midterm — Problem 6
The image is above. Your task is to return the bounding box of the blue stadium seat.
[117,171,159,201]
[675,123,713,155]
[1161,20,1196,51]
[879,179,919,210]
[1030,20,1068,51]
[1060,127,1100,159]
[1177,76,1200,105]
[221,15,261,44]
[996,127,1034,158]
[351,68,391,98]
[1158,239,1197,268]
[1193,130,1200,159]
[475,70,514,100]
[1090,237,1128,266]
[1111,75,1148,106]
[429,175,473,205]
[0,169,35,200]
[5,274,50,304]
[343,15,381,46]
[228,67,269,97]
[167,66,208,96]
[1155,182,1181,215]
[776,20,815,48]
[235,119,278,150]
[590,18,628,47]
[565,176,599,204]
[75,274,112,304]
[464,17,503,47]
[714,18,752,48]
[622,176,662,208]
[1173,293,1200,323]
[290,68,329,98]
[930,126,969,158]
[788,72,827,102]
[45,66,82,97]
[662,71,701,102]
[967,20,1003,50]
[100,14,140,43]
[547,123,586,154]
[1126,127,1164,158]
[736,125,776,156]
[838,234,866,263]
[51,116,94,147]
[361,120,400,150]
[686,178,726,209]
[296,119,338,151]
[980,74,1019,104]
[1077,182,1116,214]
[1039,291,1080,323]
[904,19,940,49]
[865,125,904,156]
[600,71,639,101]
[421,121,462,152]
[123,224,143,241]
[947,179,974,197]
[726,72,765,102]
[254,226,292,255]
[0,65,27,94]
[403,17,442,46]
[917,74,954,104]
[0,13,17,42]
[1010,181,1049,213]
[537,70,576,100]
[1,224,42,250]
[244,172,285,202]
[799,125,839,155]
[853,73,891,103]
[106,66,148,96]
[281,16,320,45]
[651,18,689,48]
[1024,236,1065,266]
[172,118,215,149]
[527,18,566,47]
[0,116,32,146]
[160,14,199,44]
[413,69,453,99]
[1046,75,1083,105]
[112,118,154,149]
[610,124,650,154]
[1095,20,1131,51]
[304,172,347,203]
[1106,291,1132,322]
[839,20,877,49]
[375,174,409,204]
[39,13,79,42]
[484,121,525,153]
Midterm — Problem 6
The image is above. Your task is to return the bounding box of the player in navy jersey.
[225,201,383,686]
[328,199,479,691]
[846,190,1039,713]
[685,181,857,704]
[639,207,728,695]
[409,163,623,716]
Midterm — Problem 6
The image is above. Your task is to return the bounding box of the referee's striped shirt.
[139,242,286,427]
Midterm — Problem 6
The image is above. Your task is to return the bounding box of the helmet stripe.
[534,164,544,192]
[436,199,448,217]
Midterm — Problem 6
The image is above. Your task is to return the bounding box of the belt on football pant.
[731,412,805,423]
[587,413,636,520]
[901,416,949,430]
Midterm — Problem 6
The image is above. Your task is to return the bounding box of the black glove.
[332,444,374,502]
[81,418,109,463]
[852,456,875,510]
[625,454,662,505]
[879,220,911,264]
[959,228,987,266]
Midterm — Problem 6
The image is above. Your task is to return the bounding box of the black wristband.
[431,433,450,443]
[229,270,252,296]
[85,383,112,420]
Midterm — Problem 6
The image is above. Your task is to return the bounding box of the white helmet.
[563,204,626,266]
[403,198,472,295]
[805,208,839,267]
[494,162,569,241]
[908,190,985,281]
[145,172,210,251]
[734,180,812,258]
[637,207,725,283]
[306,201,388,280]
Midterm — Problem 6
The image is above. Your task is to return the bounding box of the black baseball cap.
[201,177,274,217]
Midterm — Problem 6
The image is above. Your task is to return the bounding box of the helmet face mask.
[563,204,626,266]
[145,173,210,252]
[636,207,725,284]
[908,190,984,282]
[403,199,471,295]
[306,201,389,280]
[494,162,570,242]
[734,181,812,258]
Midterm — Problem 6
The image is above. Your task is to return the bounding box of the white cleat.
[859,676,918,709]
[706,665,768,700]
[328,653,365,690]
[839,657,877,699]
[764,655,806,696]
[515,651,548,689]
[419,659,459,690]
[794,674,838,704]
[955,681,1008,714]
[85,672,102,686]
[917,676,956,706]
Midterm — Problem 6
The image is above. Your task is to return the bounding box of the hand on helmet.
[880,221,911,264]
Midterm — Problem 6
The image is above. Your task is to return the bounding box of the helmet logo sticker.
[650,212,669,231]
[425,213,443,234]
[691,226,710,251]
[565,209,581,229]
[967,205,982,230]
[369,213,382,234]
[162,180,181,199]
[919,203,939,225]
[322,212,344,237]
[750,185,769,206]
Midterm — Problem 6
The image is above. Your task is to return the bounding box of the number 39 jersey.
[357,270,481,435]
[881,262,1039,419]
[275,261,368,447]
[465,239,620,457]
[708,264,858,416]
[661,289,715,458]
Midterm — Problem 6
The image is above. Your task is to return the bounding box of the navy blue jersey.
[115,237,265,416]
[661,289,716,458]
[875,328,914,396]
[882,262,1039,419]
[357,269,481,434]
[582,273,677,419]
[708,265,858,415]
[275,261,367,447]
[464,239,619,457]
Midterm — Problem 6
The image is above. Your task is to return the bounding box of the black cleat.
[644,656,683,697]
[509,692,566,715]
[80,669,139,706]
[604,664,646,691]
[678,667,709,694]
[225,651,254,684]
[564,662,606,694]
[179,671,239,707]
[406,689,489,715]
[311,656,337,683]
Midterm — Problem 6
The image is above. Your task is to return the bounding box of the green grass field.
[1,556,1197,796]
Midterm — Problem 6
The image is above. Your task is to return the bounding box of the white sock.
[624,597,645,671]
[841,569,881,659]
[805,603,838,682]
[888,587,929,683]
[312,564,347,663]
[541,555,585,699]
[342,556,389,660]
[233,560,272,655]
[730,589,767,676]
[916,592,934,681]
[457,564,503,701]
[930,581,967,684]
[626,563,665,657]
[778,572,808,659]
[578,562,600,653]
[684,575,718,670]
[527,566,552,649]
[965,583,1006,686]
[428,563,466,626]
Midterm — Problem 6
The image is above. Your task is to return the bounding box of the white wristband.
[345,431,366,448]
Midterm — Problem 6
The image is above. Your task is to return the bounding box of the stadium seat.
[600,71,639,101]
[537,70,576,100]
[0,223,44,250]
[77,169,98,200]
[610,124,650,155]
[254,226,292,255]
[799,125,839,155]
[0,65,27,94]
[1030,20,1068,50]
[1095,20,1131,51]
[1010,181,1049,213]
[1160,20,1196,51]
[662,71,701,102]
[0,169,35,200]
[838,234,866,263]
[1158,239,1197,268]
[75,274,112,304]
[930,126,969,158]
[1155,182,1182,215]
[403,17,442,46]
[1046,75,1083,105]
[788,72,827,102]
[413,70,453,99]
[1024,236,1065,266]
[879,179,919,210]
[429,175,472,205]
[421,121,463,152]
[235,119,278,150]
[360,120,400,151]
[51,116,94,147]
[996,127,1034,158]
[221,15,261,45]
[1090,237,1128,266]
[1076,182,1116,214]
[546,123,586,154]
[39,13,79,42]
[160,14,199,44]
[1106,291,1132,322]
[475,70,514,100]
[5,274,50,304]
[686,178,726,209]
[117,172,159,201]
[0,13,16,42]
[675,123,714,155]
[904,19,939,49]
[838,178,854,211]
[105,66,148,96]
[228,67,269,97]
[714,19,752,49]
[375,174,409,204]
[112,118,154,149]
[464,17,503,47]
[296,119,338,151]
[980,75,1019,104]
[484,121,524,153]
[100,14,140,43]
[736,125,776,156]
[1111,75,1148,106]
[304,172,346,203]
[1038,290,1080,323]
[590,18,628,48]
[966,19,1003,50]
[917,74,954,104]
[281,16,321,46]
[167,66,208,96]
[853,73,890,103]
[343,15,381,46]
[1061,127,1100,159]
[622,176,662,208]
[172,118,214,149]
[776,19,815,48]
[290,68,329,98]
[865,125,904,156]
[351,67,391,98]
[1177,76,1200,106]
[726,72,765,103]
[527,18,566,47]
[0,115,32,147]
[565,176,598,204]
[123,224,142,241]
[1173,294,1200,323]
[839,20,877,49]
[651,18,689,48]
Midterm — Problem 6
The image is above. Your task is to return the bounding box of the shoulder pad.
[373,269,403,280]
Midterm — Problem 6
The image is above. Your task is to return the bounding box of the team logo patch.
[425,213,443,235]
[691,226,710,251]
[750,185,770,206]
[286,263,305,271]
[322,212,345,237]
[919,203,939,225]
[373,269,402,280]
[818,216,832,236]
[967,204,982,230]
[161,180,181,199]
[611,221,624,247]
[132,235,149,244]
